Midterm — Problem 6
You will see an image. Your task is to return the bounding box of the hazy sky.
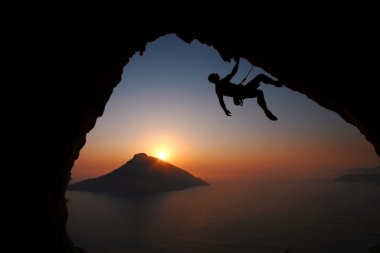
[70,34,380,184]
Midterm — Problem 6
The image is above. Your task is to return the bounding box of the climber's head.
[208,73,220,84]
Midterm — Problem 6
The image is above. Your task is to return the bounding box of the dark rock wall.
[2,2,379,252]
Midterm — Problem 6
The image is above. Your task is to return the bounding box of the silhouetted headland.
[332,165,380,186]
[342,165,380,175]
[67,153,210,195]
[334,174,380,186]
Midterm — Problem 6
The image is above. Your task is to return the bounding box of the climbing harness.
[233,97,244,106]
[239,65,254,85]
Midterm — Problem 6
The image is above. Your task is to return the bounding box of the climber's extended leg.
[256,89,278,121]
[246,73,283,88]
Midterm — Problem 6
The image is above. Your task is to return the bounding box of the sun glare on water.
[157,151,167,160]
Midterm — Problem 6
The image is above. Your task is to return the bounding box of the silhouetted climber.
[208,58,283,120]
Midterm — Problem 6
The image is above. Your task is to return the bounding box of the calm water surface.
[66,180,380,253]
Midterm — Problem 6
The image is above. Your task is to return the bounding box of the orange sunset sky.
[70,34,380,184]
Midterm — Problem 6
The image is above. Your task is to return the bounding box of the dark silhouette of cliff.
[370,244,380,253]
[67,153,209,194]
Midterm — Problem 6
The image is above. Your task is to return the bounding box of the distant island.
[340,165,380,175]
[334,174,380,185]
[67,153,210,194]
[333,166,380,186]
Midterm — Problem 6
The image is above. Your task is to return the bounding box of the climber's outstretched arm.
[224,58,240,82]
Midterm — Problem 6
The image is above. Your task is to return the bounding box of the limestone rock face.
[370,244,380,253]
[2,2,380,252]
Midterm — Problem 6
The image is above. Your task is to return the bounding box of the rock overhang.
[2,2,380,252]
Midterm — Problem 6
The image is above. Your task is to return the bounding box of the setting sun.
[157,151,167,160]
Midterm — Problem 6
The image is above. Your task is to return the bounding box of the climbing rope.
[239,65,254,85]
[235,65,254,107]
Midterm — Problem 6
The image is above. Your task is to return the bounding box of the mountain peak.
[133,153,148,159]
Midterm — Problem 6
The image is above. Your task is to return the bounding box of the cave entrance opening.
[69,33,379,185]
[66,33,380,253]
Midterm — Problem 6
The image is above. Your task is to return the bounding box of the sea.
[66,179,380,253]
